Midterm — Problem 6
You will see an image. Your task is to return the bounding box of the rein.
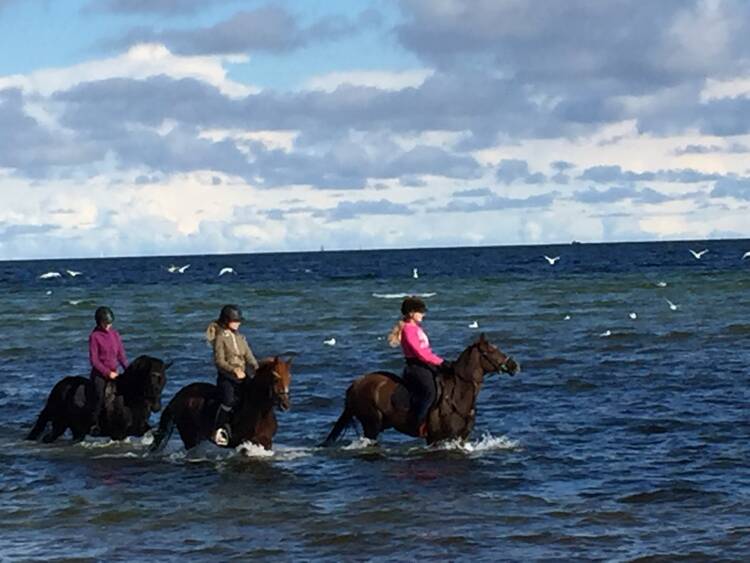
[453,343,510,382]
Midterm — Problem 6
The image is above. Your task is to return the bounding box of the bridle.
[477,344,512,373]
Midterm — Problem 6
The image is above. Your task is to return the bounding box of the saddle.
[389,370,444,416]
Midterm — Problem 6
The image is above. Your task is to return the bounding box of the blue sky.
[1,0,750,259]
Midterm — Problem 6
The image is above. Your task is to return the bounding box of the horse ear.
[286,355,294,367]
[273,355,279,364]
[478,332,486,343]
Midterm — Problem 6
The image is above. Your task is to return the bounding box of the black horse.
[27,355,170,443]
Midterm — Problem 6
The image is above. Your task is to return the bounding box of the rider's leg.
[88,374,107,434]
[406,363,437,436]
[213,376,239,446]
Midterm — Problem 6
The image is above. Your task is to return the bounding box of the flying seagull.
[65,269,82,277]
[689,249,708,260]
[219,267,236,276]
[544,255,560,265]
[665,298,679,311]
[177,264,190,273]
[742,251,750,260]
[39,272,62,279]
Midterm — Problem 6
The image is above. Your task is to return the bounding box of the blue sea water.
[1,239,749,561]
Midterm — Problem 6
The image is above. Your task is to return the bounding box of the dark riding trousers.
[403,358,438,425]
[216,373,242,410]
[88,370,108,424]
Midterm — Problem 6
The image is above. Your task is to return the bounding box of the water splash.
[236,441,274,458]
[434,432,521,454]
[372,292,437,299]
[342,437,378,450]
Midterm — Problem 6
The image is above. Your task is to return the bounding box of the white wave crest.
[236,441,274,458]
[435,432,520,454]
[372,292,437,299]
[342,436,378,450]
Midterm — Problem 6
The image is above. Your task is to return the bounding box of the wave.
[433,432,521,454]
[372,292,437,299]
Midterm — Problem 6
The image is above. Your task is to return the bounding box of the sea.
[1,239,749,561]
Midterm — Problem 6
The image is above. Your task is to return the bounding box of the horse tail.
[27,405,51,441]
[320,385,356,447]
[149,403,175,453]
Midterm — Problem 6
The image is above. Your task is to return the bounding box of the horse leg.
[42,419,67,443]
[357,409,383,441]
[27,406,51,440]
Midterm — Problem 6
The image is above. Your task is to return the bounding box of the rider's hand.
[234,368,246,380]
[108,371,119,380]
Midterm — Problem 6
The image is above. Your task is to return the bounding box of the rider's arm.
[242,337,259,371]
[88,332,109,376]
[115,330,128,370]
[213,333,235,376]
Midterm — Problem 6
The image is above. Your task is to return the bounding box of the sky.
[2,0,750,259]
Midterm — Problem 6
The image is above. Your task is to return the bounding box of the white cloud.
[0,43,256,98]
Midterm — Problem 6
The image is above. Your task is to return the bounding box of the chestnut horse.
[321,334,519,446]
[150,357,292,451]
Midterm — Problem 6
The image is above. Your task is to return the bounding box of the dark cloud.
[111,6,360,55]
[579,165,721,184]
[675,142,750,155]
[573,186,672,204]
[0,222,60,238]
[436,191,557,213]
[452,187,493,198]
[85,0,229,15]
[317,199,412,222]
[496,159,546,184]
[711,177,750,200]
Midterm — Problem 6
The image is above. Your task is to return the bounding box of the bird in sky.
[689,249,708,259]
[219,267,236,276]
[65,269,82,277]
[544,255,560,265]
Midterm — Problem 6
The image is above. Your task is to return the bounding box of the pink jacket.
[401,322,443,366]
[89,326,128,378]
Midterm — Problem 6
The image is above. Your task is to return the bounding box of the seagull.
[412,268,419,279]
[65,269,82,277]
[39,272,62,279]
[655,281,668,288]
[219,267,236,276]
[689,249,708,260]
[665,298,679,311]
[544,255,560,265]
[742,251,750,260]
[177,264,190,274]
[45,290,52,296]
[68,299,83,305]
[323,337,336,346]
[564,315,571,320]
[468,321,479,329]
[629,312,637,320]
[599,330,612,337]
[167,265,178,273]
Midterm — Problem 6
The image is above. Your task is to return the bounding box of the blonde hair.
[387,319,406,347]
[205,321,221,346]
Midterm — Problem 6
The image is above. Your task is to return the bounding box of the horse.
[321,334,519,446]
[26,355,170,443]
[149,356,293,451]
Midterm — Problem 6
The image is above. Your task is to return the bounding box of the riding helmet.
[95,306,115,327]
[401,296,427,317]
[219,304,244,324]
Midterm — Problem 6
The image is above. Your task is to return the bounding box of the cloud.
[711,177,750,200]
[86,0,231,14]
[496,159,546,184]
[674,142,750,155]
[452,187,493,198]
[578,165,721,184]
[573,186,672,204]
[437,191,557,213]
[317,199,412,222]
[304,69,433,92]
[113,6,360,55]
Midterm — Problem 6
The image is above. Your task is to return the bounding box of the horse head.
[119,355,170,412]
[252,356,293,411]
[453,334,519,380]
[475,333,520,376]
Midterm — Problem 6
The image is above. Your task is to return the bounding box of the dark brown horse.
[149,357,293,451]
[27,355,170,443]
[321,334,519,446]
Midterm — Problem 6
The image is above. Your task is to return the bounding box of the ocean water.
[1,240,749,561]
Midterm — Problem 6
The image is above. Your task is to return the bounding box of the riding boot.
[212,404,233,446]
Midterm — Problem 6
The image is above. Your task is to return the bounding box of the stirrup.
[213,427,229,446]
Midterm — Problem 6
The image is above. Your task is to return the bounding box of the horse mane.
[118,355,158,395]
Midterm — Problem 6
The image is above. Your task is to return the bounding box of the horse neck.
[453,346,486,389]
[245,376,276,411]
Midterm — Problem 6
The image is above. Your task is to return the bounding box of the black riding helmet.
[219,304,244,325]
[401,296,427,317]
[95,306,115,327]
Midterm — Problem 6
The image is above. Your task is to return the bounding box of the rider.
[388,296,444,437]
[88,306,128,434]
[206,304,259,446]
